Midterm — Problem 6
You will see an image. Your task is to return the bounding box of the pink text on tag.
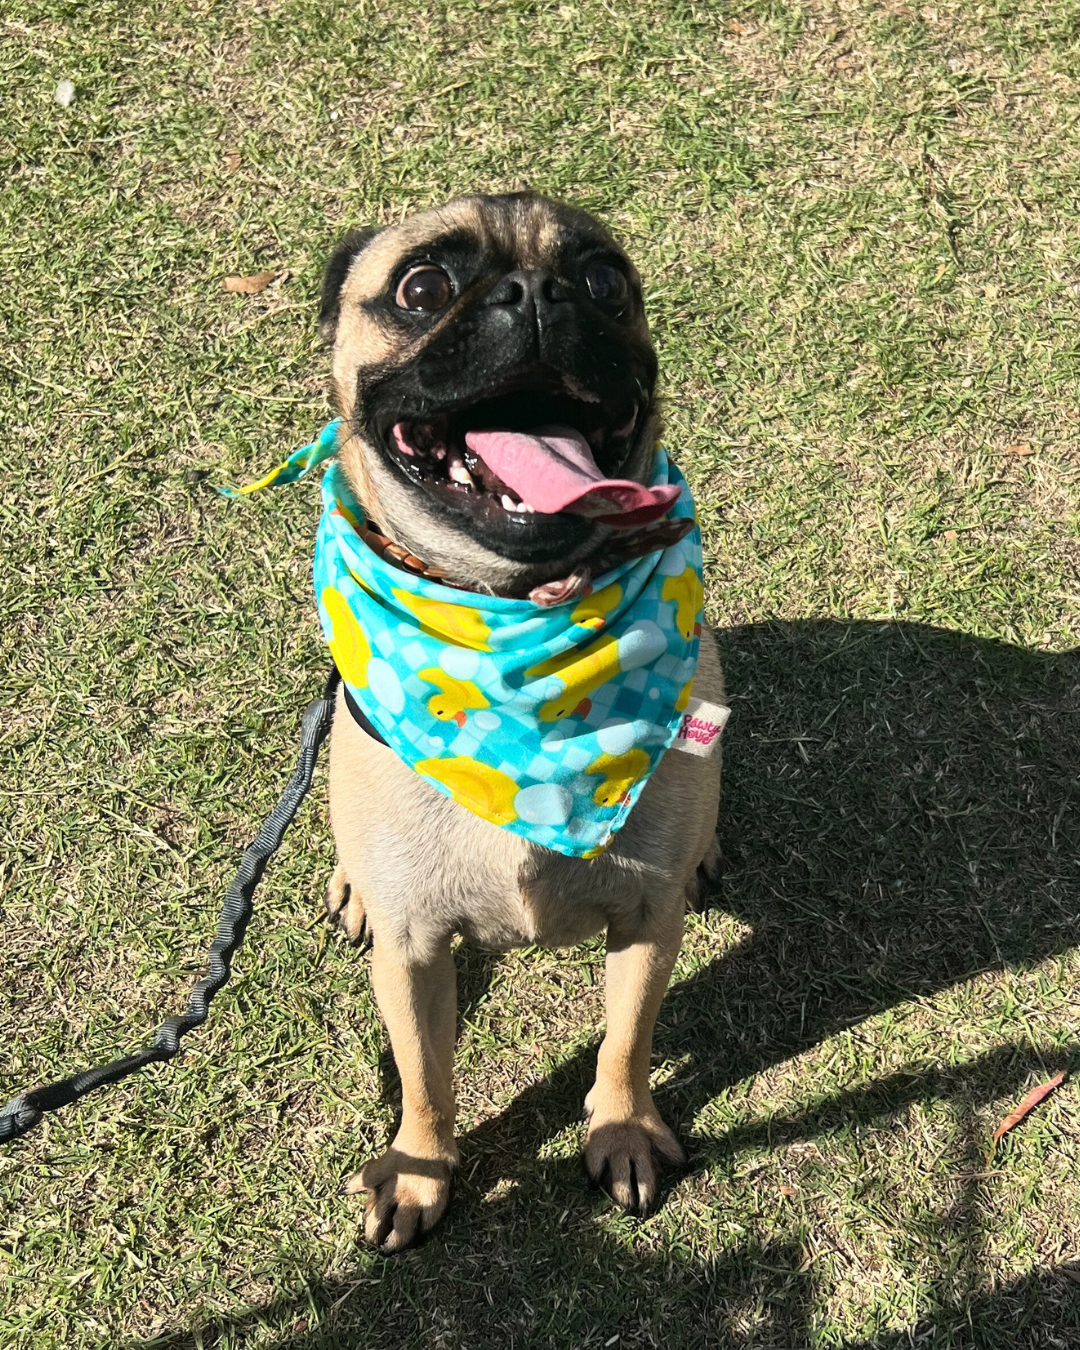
[672,697,729,758]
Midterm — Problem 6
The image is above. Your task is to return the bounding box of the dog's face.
[320,192,664,595]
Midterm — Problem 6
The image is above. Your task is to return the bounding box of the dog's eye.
[396,265,453,311]
[585,261,628,304]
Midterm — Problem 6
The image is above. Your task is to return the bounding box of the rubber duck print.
[414,756,519,826]
[392,590,492,651]
[321,586,372,688]
[585,748,652,808]
[418,667,491,727]
[660,567,704,642]
[331,499,363,533]
[526,619,667,723]
[571,582,623,631]
[526,631,622,722]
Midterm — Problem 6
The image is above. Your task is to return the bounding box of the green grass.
[3,0,1080,1345]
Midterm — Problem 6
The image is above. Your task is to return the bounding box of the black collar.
[337,670,388,746]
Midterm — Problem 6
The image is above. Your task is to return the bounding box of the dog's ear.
[319,227,380,344]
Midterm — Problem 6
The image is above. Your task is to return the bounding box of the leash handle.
[0,672,339,1146]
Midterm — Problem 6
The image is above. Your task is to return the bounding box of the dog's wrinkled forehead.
[354,194,618,300]
[329,193,637,371]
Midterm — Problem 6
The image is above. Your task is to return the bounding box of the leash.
[0,669,340,1146]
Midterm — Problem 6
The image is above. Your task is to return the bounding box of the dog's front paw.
[343,1146,456,1252]
[583,1108,686,1216]
[325,864,370,946]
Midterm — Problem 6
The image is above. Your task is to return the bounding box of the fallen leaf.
[223,271,276,295]
[224,151,242,171]
[779,1184,797,1197]
[933,262,949,280]
[991,1071,1066,1151]
[1004,443,1034,455]
[944,529,957,541]
[983,284,999,299]
[785,1140,824,1163]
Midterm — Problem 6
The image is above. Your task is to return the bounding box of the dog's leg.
[584,901,686,1214]
[344,937,459,1251]
[324,862,369,945]
[689,833,721,912]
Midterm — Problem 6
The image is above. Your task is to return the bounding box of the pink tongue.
[464,425,680,529]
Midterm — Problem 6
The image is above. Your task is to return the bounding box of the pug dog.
[318,191,724,1251]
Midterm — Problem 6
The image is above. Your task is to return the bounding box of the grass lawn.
[3,0,1080,1345]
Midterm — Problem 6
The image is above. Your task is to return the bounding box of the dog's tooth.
[521,502,536,513]
[501,494,522,512]
[449,459,475,486]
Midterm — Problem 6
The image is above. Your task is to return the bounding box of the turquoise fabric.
[226,421,704,858]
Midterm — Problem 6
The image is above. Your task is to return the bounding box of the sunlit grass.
[2,0,1079,1345]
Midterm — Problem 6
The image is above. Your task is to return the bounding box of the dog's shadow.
[124,619,1080,1348]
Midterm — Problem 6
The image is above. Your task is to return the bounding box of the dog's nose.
[483,269,574,312]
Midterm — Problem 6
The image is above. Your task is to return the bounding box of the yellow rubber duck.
[571,582,623,631]
[393,589,493,651]
[527,631,623,723]
[661,567,704,642]
[585,748,651,808]
[321,587,372,688]
[418,667,491,727]
[415,756,519,826]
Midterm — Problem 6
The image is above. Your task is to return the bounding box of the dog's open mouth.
[381,385,679,530]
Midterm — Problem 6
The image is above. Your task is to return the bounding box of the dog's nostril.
[484,274,526,307]
[541,276,571,304]
[485,270,569,308]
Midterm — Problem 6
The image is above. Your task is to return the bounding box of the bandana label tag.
[673,698,729,757]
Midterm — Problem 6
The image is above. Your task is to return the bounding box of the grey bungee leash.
[0,670,339,1145]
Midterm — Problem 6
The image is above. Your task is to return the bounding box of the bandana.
[225,421,704,859]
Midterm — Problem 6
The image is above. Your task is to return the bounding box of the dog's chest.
[327,627,725,956]
[372,789,650,952]
[456,845,648,952]
[328,709,655,952]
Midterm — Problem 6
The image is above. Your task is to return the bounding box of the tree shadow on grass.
[124,620,1080,1349]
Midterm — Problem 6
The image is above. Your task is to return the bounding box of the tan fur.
[321,195,724,1247]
